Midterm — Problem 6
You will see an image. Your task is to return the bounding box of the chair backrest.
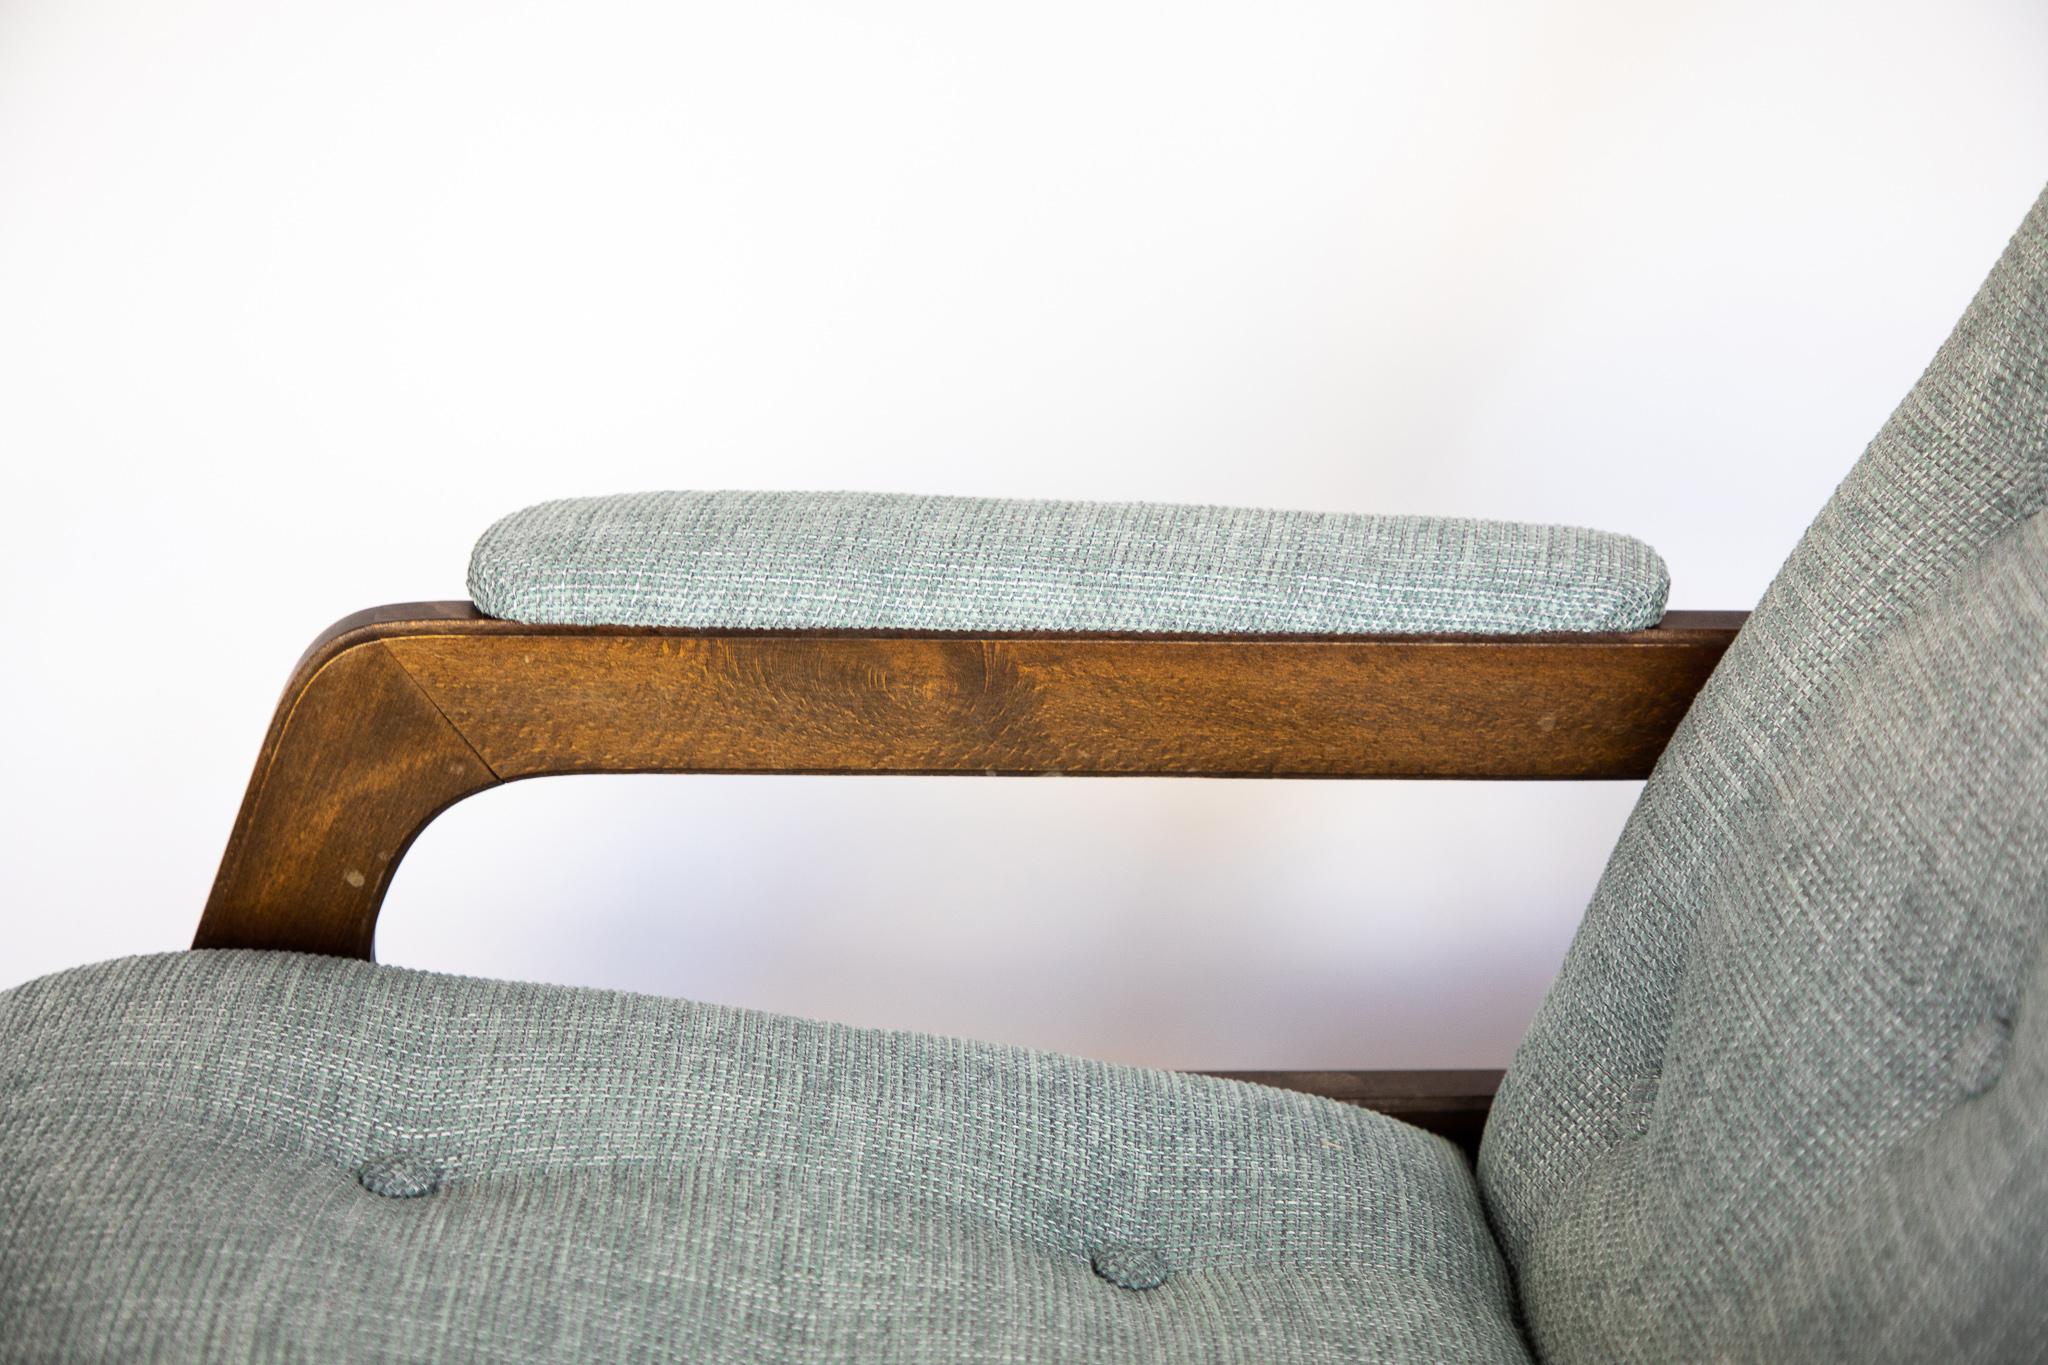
[1479,184,2048,1361]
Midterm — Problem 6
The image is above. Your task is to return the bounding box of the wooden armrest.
[193,603,1742,958]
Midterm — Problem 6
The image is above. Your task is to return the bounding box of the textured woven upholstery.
[1479,186,2048,1360]
[468,492,1668,635]
[8,192,2047,1364]
[0,951,1529,1365]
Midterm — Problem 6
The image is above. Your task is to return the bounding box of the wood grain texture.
[196,638,497,957]
[194,602,1742,959]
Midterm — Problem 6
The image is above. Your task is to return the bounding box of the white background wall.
[4,0,2045,1067]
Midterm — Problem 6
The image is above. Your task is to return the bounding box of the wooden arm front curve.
[194,602,1743,960]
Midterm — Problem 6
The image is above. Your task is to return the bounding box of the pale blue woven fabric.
[468,493,1668,635]
[9,191,2047,1365]
[1480,185,2048,1361]
[0,951,1529,1364]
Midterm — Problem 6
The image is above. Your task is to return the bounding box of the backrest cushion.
[1480,184,2048,1361]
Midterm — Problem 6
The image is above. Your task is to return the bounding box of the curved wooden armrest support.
[194,603,1743,959]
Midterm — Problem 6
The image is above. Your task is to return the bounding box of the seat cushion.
[0,951,1530,1365]
[467,490,1667,635]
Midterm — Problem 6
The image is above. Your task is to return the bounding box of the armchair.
[4,184,2044,1363]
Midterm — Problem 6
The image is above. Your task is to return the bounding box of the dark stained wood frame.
[192,601,1742,1144]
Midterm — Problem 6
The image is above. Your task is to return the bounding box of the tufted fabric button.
[357,1153,443,1199]
[1623,1075,1660,1137]
[1090,1241,1170,1291]
[1953,1016,2014,1098]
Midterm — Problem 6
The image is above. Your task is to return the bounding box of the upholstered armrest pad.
[469,491,1668,635]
